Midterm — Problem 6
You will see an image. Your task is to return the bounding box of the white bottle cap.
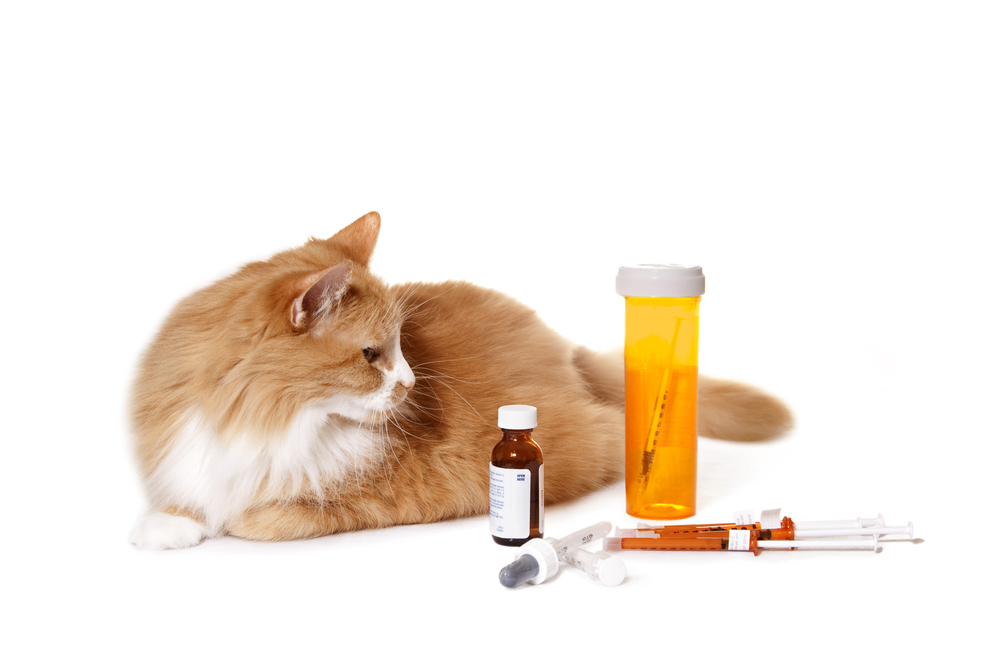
[498,405,537,429]
[616,264,705,298]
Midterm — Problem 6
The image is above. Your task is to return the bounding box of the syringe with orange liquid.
[604,509,915,555]
[619,509,911,539]
[603,529,885,555]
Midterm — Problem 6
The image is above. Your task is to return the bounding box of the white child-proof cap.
[616,264,705,298]
[498,405,537,429]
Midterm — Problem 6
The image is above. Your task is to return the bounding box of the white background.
[2,2,996,647]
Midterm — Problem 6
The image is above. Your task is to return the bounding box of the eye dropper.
[499,522,626,588]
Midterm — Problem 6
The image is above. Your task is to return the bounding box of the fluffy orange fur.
[130,212,792,545]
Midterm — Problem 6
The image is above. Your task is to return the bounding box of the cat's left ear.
[328,211,381,266]
[291,262,352,329]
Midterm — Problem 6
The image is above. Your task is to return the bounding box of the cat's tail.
[572,346,793,442]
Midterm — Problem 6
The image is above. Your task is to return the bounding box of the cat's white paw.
[129,512,208,550]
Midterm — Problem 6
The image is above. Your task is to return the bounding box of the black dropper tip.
[498,554,540,588]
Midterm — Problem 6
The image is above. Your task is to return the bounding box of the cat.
[128,212,792,550]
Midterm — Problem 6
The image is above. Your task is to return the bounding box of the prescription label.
[489,465,531,538]
[728,529,752,551]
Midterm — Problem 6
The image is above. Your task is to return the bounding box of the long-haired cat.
[129,212,792,550]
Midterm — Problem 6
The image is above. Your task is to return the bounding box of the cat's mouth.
[322,380,414,426]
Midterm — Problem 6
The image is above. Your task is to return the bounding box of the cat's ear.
[328,211,381,266]
[291,262,352,329]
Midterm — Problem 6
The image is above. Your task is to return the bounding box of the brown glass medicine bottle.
[490,405,544,547]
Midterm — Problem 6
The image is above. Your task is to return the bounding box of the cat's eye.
[362,347,379,362]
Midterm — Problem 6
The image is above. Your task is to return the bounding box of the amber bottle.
[489,405,544,547]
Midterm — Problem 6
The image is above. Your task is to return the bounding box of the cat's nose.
[398,364,415,392]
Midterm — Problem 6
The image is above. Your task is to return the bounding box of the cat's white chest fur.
[130,406,382,549]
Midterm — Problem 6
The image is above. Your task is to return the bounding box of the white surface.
[2,2,996,647]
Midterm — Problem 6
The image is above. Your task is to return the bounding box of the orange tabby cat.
[128,212,792,550]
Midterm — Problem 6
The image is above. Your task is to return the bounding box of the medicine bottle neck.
[500,428,534,440]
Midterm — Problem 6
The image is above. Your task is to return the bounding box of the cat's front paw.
[129,512,208,550]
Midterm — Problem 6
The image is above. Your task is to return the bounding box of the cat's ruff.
[140,406,387,543]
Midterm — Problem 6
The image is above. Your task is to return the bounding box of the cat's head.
[193,211,415,432]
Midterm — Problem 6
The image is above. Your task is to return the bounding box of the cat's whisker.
[386,407,436,442]
[403,319,432,334]
[399,289,453,316]
[379,421,405,483]
[400,398,446,420]
[406,380,446,413]
[409,354,488,368]
[388,420,422,485]
[387,413,415,453]
[372,421,399,486]
[415,371,483,386]
[393,282,422,306]
[395,284,460,322]
[417,374,491,426]
[403,395,446,412]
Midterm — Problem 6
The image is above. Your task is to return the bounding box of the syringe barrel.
[758,538,879,552]
[794,515,885,530]
[603,536,739,552]
[620,523,760,536]
[793,523,912,539]
[550,522,612,556]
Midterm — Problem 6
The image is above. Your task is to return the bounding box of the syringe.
[618,510,907,541]
[499,522,625,588]
[604,529,882,555]
[616,521,913,541]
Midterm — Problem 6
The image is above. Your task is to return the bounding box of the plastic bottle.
[489,405,544,546]
[616,264,704,520]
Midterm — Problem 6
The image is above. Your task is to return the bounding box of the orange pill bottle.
[616,264,704,520]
